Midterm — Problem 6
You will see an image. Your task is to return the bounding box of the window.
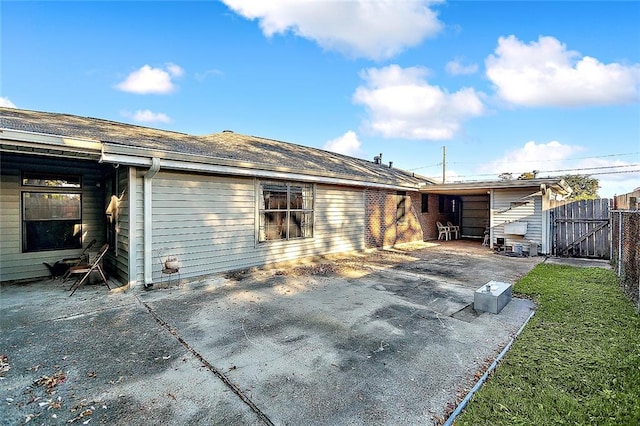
[22,173,82,252]
[258,181,313,242]
[421,194,429,213]
[396,191,407,222]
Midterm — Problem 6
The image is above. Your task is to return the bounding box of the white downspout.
[489,189,494,249]
[143,158,161,287]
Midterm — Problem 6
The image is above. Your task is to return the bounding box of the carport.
[422,178,572,254]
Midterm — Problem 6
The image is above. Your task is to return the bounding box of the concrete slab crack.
[136,296,275,426]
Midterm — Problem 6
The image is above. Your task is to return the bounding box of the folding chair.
[61,239,97,280]
[67,243,110,296]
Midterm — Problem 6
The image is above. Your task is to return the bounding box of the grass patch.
[454,263,640,426]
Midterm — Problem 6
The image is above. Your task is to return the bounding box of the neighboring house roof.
[0,107,429,189]
[423,178,573,196]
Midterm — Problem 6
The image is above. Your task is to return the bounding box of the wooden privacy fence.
[551,199,611,259]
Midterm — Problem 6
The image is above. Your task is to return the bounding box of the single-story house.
[1,107,437,287]
[422,178,573,254]
[1,107,573,288]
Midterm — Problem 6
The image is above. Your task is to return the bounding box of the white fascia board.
[100,149,419,191]
[0,129,102,153]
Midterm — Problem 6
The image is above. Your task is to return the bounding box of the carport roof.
[0,107,431,189]
[422,178,572,196]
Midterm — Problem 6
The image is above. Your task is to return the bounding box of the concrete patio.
[1,241,543,425]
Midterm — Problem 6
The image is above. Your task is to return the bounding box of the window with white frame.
[21,172,83,252]
[258,180,313,242]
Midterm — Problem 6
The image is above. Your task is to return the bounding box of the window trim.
[257,180,314,243]
[21,172,83,253]
[21,191,83,252]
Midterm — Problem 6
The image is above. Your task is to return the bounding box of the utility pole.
[442,146,446,184]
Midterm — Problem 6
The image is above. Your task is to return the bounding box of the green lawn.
[454,263,640,426]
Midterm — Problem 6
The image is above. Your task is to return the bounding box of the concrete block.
[474,281,512,314]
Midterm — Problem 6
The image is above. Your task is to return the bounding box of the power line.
[443,164,639,179]
[410,151,640,170]
[451,151,640,166]
[431,168,640,181]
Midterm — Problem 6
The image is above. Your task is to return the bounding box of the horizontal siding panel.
[146,178,364,283]
[493,189,542,248]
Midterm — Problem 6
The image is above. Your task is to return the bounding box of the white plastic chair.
[447,221,460,239]
[436,222,451,240]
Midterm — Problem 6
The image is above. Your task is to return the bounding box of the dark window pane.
[289,211,303,238]
[24,220,82,251]
[290,185,303,209]
[260,211,287,240]
[262,183,288,210]
[421,194,428,213]
[396,191,406,221]
[23,193,81,220]
[22,173,81,188]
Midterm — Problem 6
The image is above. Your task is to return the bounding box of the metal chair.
[67,243,110,296]
[61,239,97,280]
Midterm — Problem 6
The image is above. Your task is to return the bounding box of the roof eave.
[101,143,422,190]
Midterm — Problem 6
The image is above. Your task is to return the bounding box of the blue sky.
[2,1,639,197]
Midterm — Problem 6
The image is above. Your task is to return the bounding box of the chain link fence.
[611,210,640,310]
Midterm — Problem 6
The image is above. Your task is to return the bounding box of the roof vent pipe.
[373,156,380,164]
[388,161,393,168]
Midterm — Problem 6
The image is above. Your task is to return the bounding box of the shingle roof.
[0,107,427,188]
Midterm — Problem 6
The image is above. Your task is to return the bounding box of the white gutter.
[143,157,161,287]
[100,152,418,192]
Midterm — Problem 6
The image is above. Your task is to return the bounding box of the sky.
[1,0,639,198]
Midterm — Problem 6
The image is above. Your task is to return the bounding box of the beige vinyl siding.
[492,189,542,251]
[0,154,105,282]
[145,171,364,283]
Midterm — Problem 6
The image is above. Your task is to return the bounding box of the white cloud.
[323,131,363,157]
[115,64,184,94]
[445,58,478,75]
[221,0,443,60]
[121,109,172,124]
[479,140,585,176]
[195,68,224,81]
[165,62,184,77]
[486,35,640,107]
[353,64,485,140]
[0,96,16,108]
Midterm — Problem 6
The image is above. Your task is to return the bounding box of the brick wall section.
[410,193,455,240]
[365,190,424,248]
